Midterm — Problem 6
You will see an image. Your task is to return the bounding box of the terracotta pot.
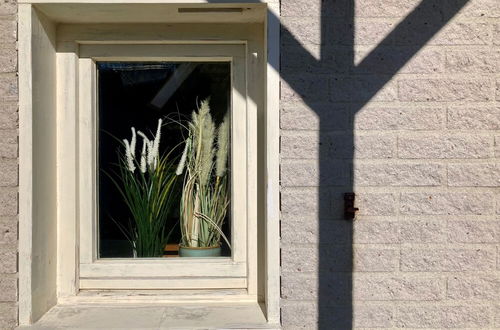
[179,245,221,257]
[163,243,180,258]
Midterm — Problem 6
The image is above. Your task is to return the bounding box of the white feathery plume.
[137,130,148,142]
[138,131,148,173]
[147,140,155,170]
[123,139,136,173]
[190,110,199,166]
[215,115,229,177]
[151,119,162,169]
[176,136,190,175]
[198,100,215,187]
[140,141,147,173]
[130,127,137,158]
[137,121,162,172]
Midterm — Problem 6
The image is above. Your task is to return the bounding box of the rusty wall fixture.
[344,193,359,220]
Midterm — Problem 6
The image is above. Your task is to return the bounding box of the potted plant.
[176,99,230,257]
[106,118,178,258]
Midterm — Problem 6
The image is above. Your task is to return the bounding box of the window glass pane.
[97,61,231,258]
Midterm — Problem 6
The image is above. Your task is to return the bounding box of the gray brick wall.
[0,0,17,328]
[280,0,500,328]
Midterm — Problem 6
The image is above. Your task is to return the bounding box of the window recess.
[19,3,280,326]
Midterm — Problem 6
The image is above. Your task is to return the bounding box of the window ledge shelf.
[17,302,280,329]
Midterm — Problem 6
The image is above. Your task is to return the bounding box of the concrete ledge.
[17,303,280,329]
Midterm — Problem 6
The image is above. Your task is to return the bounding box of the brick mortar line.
[357,101,500,107]
[282,16,500,22]
[0,16,16,21]
[281,271,500,277]
[280,299,499,306]
[281,242,500,248]
[281,129,500,135]
[282,185,499,192]
[282,72,500,78]
[282,159,500,166]
[0,72,17,77]
[282,42,499,48]
[348,214,499,220]
[320,159,499,164]
[496,246,499,270]
[280,157,500,163]
[280,103,500,110]
[0,98,18,104]
[282,44,500,51]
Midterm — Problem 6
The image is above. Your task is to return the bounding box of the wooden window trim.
[75,44,251,290]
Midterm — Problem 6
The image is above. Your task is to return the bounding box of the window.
[96,61,232,259]
[77,44,250,289]
[18,2,280,326]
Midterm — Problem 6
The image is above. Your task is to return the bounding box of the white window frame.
[18,2,280,326]
[76,44,251,290]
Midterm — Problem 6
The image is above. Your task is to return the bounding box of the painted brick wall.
[0,0,18,328]
[280,0,500,328]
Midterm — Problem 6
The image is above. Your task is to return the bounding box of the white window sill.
[17,303,280,330]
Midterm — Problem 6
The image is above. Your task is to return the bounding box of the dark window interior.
[97,61,231,258]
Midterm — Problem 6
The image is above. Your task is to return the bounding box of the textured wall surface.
[1,0,500,328]
[0,0,18,328]
[280,0,500,328]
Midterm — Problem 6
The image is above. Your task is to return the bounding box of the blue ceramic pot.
[179,245,221,257]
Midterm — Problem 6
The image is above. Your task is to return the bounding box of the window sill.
[17,302,280,329]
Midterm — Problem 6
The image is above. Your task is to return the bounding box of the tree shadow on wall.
[276,0,470,328]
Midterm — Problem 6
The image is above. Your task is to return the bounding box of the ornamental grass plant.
[106,119,178,258]
[176,99,230,250]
